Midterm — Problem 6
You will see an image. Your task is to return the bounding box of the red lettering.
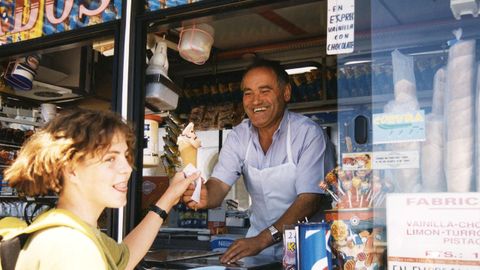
[407,197,479,206]
[431,198,442,205]
[12,0,40,33]
[45,0,74,25]
[1,0,112,40]
[78,0,109,18]
[466,197,479,205]
[417,198,429,205]
[406,198,416,205]
[444,197,456,205]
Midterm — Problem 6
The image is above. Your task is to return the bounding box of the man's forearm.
[206,177,231,208]
[272,193,323,233]
[252,193,324,250]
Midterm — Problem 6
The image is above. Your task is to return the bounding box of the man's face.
[242,67,291,130]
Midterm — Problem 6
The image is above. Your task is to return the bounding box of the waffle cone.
[179,144,197,168]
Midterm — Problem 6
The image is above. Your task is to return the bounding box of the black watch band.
[149,204,168,220]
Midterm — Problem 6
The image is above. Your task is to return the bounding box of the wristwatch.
[149,204,168,220]
[268,225,282,242]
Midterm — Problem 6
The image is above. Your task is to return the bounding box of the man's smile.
[253,107,267,113]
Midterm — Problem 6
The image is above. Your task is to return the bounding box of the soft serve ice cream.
[177,122,201,168]
[177,122,203,203]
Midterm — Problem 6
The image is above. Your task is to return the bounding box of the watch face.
[273,233,282,241]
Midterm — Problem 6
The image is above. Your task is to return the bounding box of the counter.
[143,249,282,270]
[144,227,280,269]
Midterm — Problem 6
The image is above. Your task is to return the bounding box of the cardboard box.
[210,234,242,252]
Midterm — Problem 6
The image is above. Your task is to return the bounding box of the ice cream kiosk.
[131,0,480,269]
[1,0,480,269]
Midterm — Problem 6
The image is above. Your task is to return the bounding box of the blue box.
[297,222,332,270]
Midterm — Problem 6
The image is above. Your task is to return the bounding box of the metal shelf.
[0,142,21,149]
[0,116,43,127]
[288,90,433,113]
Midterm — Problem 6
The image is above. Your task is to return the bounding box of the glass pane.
[333,1,480,269]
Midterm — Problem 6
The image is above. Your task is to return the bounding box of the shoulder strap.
[0,217,28,270]
[0,234,28,270]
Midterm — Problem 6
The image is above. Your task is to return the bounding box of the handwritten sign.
[387,193,480,270]
[326,0,355,55]
[373,110,426,144]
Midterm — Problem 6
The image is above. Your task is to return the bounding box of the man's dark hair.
[241,59,290,90]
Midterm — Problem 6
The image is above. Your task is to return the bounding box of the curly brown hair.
[4,108,135,196]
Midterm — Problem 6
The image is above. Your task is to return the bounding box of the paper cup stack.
[445,40,475,192]
[384,50,421,193]
[421,68,447,192]
[476,63,480,192]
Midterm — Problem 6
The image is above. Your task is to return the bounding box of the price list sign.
[387,193,480,270]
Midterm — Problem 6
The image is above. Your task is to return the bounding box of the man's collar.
[274,109,289,136]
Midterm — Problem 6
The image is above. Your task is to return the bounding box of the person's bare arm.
[220,193,323,263]
[123,172,198,270]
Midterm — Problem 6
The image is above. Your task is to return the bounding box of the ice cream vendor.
[182,59,336,263]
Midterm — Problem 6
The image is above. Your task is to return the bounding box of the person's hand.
[182,180,208,210]
[162,172,200,207]
[220,237,265,264]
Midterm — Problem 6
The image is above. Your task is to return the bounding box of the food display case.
[332,1,480,269]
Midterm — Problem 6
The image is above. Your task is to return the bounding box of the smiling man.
[183,59,336,263]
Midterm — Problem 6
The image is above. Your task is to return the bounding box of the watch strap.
[149,204,168,220]
[268,225,282,242]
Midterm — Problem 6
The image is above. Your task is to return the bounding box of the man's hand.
[162,172,199,207]
[182,181,208,210]
[220,236,268,264]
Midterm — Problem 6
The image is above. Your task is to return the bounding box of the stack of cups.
[3,54,41,90]
[143,114,162,167]
[40,103,57,123]
[178,24,215,65]
[445,39,475,192]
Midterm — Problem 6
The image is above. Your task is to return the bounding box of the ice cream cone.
[177,122,201,168]
[179,142,197,167]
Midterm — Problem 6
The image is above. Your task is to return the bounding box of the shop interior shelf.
[288,90,433,113]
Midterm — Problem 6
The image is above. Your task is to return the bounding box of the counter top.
[143,249,282,270]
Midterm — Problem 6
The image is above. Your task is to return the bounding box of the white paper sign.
[387,193,480,270]
[372,151,419,170]
[327,0,355,55]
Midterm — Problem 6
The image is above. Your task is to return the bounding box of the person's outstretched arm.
[123,172,199,270]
